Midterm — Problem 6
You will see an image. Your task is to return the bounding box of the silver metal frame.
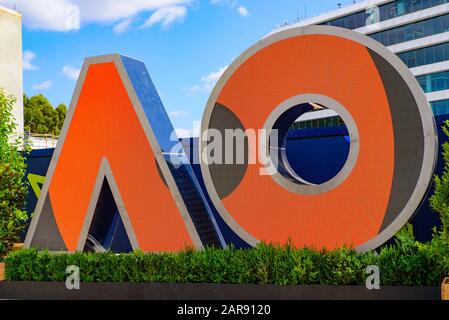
[262,94,360,195]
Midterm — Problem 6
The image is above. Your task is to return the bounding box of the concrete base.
[0,282,441,300]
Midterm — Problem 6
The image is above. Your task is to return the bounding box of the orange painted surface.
[49,62,193,252]
[217,35,395,249]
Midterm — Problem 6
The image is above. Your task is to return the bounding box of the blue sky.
[3,0,347,136]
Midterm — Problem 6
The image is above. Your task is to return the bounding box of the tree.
[430,120,449,240]
[23,94,67,135]
[55,103,67,131]
[0,90,29,258]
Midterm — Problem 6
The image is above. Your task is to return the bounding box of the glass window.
[404,24,414,41]
[433,15,444,33]
[408,52,417,67]
[347,15,355,29]
[398,42,449,68]
[444,42,449,59]
[418,76,428,91]
[356,12,365,27]
[424,46,435,64]
[369,14,449,47]
[416,48,426,66]
[423,18,433,35]
[435,75,445,90]
[397,0,407,15]
[414,23,424,38]
[291,116,345,130]
[396,28,407,45]
[435,43,445,61]
[431,99,449,115]
[321,0,449,31]
[417,70,449,92]
[443,14,449,31]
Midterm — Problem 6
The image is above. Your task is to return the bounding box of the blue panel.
[408,115,446,241]
[182,138,250,249]
[109,214,133,252]
[164,157,226,247]
[23,148,53,236]
[121,55,178,153]
[285,134,350,185]
[87,179,132,253]
[121,55,225,248]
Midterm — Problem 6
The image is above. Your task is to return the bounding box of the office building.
[0,5,23,137]
[276,0,449,121]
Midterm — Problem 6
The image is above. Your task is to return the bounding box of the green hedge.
[5,238,449,285]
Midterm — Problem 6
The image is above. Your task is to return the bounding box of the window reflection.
[431,99,449,115]
[321,0,449,30]
[398,42,449,68]
[370,14,449,46]
[417,70,449,92]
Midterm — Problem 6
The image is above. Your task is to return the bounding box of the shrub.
[5,241,449,285]
[0,91,29,258]
[430,120,449,240]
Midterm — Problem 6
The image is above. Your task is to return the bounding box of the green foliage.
[376,241,435,286]
[394,223,415,247]
[430,120,449,239]
[5,241,449,285]
[23,94,66,135]
[0,91,29,258]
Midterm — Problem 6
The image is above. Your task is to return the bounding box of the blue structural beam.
[121,56,226,249]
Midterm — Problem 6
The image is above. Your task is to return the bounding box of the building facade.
[276,0,449,119]
[0,5,23,138]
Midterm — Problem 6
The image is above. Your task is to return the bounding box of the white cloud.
[23,50,39,71]
[0,0,80,31]
[201,66,228,85]
[113,18,134,34]
[32,80,53,90]
[185,85,201,94]
[210,0,237,7]
[78,0,192,24]
[211,1,248,16]
[174,128,191,138]
[169,110,188,117]
[141,5,187,29]
[237,6,249,17]
[185,66,228,94]
[174,122,200,138]
[62,65,81,81]
[0,0,192,31]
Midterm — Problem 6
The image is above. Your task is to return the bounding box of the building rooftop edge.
[296,0,391,25]
[267,0,406,38]
[0,4,22,18]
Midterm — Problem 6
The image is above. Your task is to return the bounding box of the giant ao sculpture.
[25,26,438,253]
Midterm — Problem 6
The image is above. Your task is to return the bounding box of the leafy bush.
[0,91,29,258]
[23,94,66,135]
[5,241,449,285]
[431,120,449,240]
